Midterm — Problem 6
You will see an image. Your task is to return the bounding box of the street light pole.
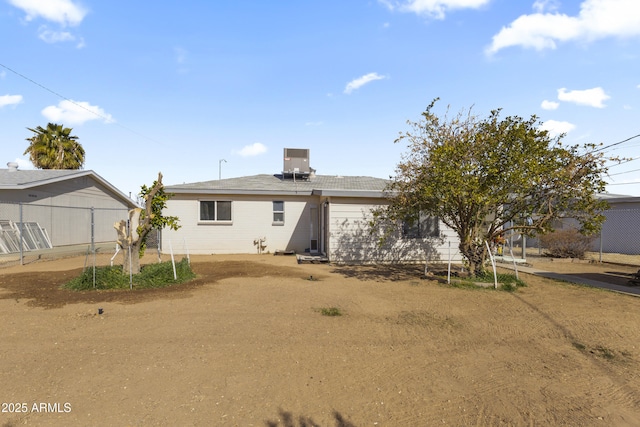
[219,159,227,180]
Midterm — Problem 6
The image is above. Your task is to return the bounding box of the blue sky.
[1,0,639,197]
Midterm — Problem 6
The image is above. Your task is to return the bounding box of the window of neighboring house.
[402,213,440,239]
[199,200,232,222]
[273,201,284,225]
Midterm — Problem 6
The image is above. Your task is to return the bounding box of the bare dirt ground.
[1,254,640,426]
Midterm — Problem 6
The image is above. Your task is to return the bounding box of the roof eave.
[166,187,314,196]
[312,189,387,198]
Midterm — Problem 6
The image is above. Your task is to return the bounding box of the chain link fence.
[2,201,638,268]
[0,201,161,268]
[504,207,640,267]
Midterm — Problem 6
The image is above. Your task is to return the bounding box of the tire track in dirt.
[508,291,640,420]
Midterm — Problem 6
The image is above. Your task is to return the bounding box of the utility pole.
[219,159,227,180]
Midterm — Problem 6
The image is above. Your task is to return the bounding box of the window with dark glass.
[199,201,232,222]
[402,213,439,239]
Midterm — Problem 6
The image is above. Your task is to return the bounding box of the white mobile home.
[596,194,640,255]
[0,164,138,251]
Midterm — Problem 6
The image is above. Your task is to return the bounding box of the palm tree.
[23,123,85,169]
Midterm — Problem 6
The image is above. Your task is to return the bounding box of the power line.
[607,166,640,177]
[594,133,640,153]
[605,156,640,168]
[0,63,115,122]
[0,62,165,146]
[605,142,640,152]
[606,181,640,186]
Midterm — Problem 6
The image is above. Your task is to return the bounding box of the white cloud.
[380,0,490,19]
[8,0,87,26]
[486,0,640,55]
[344,72,387,94]
[533,0,560,13]
[541,100,559,110]
[237,142,267,157]
[540,119,576,137]
[0,94,23,108]
[41,100,114,125]
[38,27,84,47]
[38,26,75,43]
[557,87,610,108]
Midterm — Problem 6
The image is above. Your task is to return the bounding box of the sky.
[1,0,639,198]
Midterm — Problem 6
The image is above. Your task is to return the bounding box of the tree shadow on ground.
[265,409,356,427]
[331,263,427,282]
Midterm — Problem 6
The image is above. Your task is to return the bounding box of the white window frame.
[199,200,233,224]
[272,201,285,225]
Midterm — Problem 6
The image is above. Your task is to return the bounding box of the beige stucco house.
[162,150,461,264]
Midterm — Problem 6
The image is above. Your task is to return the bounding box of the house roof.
[166,174,391,198]
[0,168,138,208]
[597,193,639,201]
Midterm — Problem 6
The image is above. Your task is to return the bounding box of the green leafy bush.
[475,271,527,291]
[539,228,595,259]
[63,258,195,291]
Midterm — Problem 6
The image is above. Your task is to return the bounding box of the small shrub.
[538,228,595,259]
[475,271,527,290]
[319,307,342,317]
[63,258,195,291]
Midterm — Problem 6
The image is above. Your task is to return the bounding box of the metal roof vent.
[283,148,310,180]
[7,162,19,172]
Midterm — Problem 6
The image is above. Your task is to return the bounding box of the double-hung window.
[200,200,232,222]
[273,201,284,225]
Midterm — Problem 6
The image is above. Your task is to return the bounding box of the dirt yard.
[1,254,639,426]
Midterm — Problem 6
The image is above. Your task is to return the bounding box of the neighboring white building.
[0,163,138,252]
[162,150,461,264]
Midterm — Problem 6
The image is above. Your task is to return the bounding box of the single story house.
[162,149,461,264]
[0,162,138,252]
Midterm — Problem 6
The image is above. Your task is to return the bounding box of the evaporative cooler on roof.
[283,148,310,179]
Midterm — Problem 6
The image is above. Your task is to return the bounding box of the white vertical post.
[19,202,24,265]
[169,240,177,280]
[447,241,452,284]
[129,244,133,290]
[91,207,96,288]
[485,240,498,289]
[507,239,519,280]
[599,229,603,263]
[157,229,161,263]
